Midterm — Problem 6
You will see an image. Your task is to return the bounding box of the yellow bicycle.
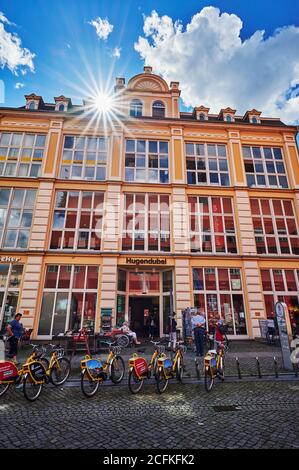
[204,342,225,392]
[128,341,165,394]
[80,344,125,397]
[0,345,48,402]
[39,344,71,386]
[155,344,186,394]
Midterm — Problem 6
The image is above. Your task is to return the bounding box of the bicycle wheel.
[80,369,100,397]
[23,374,43,402]
[50,357,71,386]
[204,367,214,392]
[156,368,169,394]
[110,355,125,384]
[217,357,225,382]
[0,382,10,398]
[128,369,144,394]
[175,356,184,383]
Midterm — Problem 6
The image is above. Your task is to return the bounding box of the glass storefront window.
[118,270,127,292]
[38,265,99,336]
[163,271,173,292]
[0,264,24,333]
[193,267,247,336]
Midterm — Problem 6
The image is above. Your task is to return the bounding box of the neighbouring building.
[0,66,299,340]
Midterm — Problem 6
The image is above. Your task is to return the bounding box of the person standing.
[191,308,206,357]
[6,313,24,362]
[168,312,177,351]
[149,312,156,340]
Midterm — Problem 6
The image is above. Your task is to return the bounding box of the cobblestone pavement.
[0,381,299,449]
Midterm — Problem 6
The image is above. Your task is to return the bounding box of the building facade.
[0,66,299,340]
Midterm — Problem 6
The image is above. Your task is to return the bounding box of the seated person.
[214,319,225,347]
[121,321,141,345]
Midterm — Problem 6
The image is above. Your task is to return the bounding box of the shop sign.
[275,301,293,371]
[126,257,167,266]
[0,256,22,263]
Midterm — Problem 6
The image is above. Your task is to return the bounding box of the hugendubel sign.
[275,302,293,371]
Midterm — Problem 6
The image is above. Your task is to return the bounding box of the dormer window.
[251,116,260,124]
[225,115,233,123]
[199,113,206,121]
[28,102,36,110]
[152,101,165,118]
[130,99,143,117]
[58,104,65,112]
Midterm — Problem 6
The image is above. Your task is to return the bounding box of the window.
[38,265,99,336]
[152,101,165,118]
[50,191,104,251]
[0,263,24,334]
[225,115,233,122]
[60,135,107,181]
[58,104,65,112]
[199,114,206,121]
[125,140,169,184]
[122,193,170,252]
[242,146,288,188]
[261,269,299,327]
[186,142,230,186]
[0,132,46,178]
[250,198,299,255]
[28,102,35,110]
[251,117,259,124]
[129,99,143,117]
[0,188,36,249]
[193,267,247,335]
[189,196,237,254]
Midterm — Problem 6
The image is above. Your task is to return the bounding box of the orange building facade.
[0,66,299,340]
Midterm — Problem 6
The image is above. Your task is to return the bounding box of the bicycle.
[0,345,48,402]
[155,344,187,394]
[39,344,71,386]
[203,342,226,392]
[128,341,165,394]
[80,343,125,397]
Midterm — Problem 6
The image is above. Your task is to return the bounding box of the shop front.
[0,259,24,334]
[116,267,174,338]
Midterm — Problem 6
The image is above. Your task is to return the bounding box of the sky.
[0,0,299,123]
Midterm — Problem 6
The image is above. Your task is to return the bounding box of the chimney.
[144,66,153,74]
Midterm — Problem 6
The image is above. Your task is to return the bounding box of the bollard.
[273,356,279,378]
[0,337,4,361]
[235,357,242,379]
[195,357,201,381]
[293,362,298,378]
[256,356,262,378]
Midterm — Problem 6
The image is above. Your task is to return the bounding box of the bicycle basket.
[0,361,18,381]
[29,362,47,382]
[86,359,103,379]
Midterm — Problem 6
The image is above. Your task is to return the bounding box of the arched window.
[152,101,165,118]
[58,104,65,112]
[226,115,232,122]
[199,113,206,121]
[130,99,143,117]
[251,116,258,124]
[28,102,35,110]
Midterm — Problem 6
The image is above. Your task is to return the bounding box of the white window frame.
[0,132,47,178]
[186,142,230,186]
[125,139,169,184]
[189,196,238,254]
[60,135,108,181]
[242,145,288,189]
[0,263,24,331]
[50,191,104,252]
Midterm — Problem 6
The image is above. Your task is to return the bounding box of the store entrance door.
[129,297,159,338]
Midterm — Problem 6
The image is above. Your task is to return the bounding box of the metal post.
[256,356,262,378]
[273,356,279,378]
[169,289,174,361]
[236,357,242,379]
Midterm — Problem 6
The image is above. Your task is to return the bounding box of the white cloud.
[15,82,25,89]
[113,47,121,59]
[135,7,299,124]
[89,17,113,41]
[0,11,35,75]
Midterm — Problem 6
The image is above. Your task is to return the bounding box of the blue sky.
[0,0,299,122]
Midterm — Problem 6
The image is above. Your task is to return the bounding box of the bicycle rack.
[273,357,279,378]
[235,357,242,379]
[256,357,262,378]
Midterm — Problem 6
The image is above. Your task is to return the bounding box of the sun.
[93,92,114,114]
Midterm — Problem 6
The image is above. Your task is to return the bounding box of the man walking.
[191,308,206,357]
[7,313,24,362]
